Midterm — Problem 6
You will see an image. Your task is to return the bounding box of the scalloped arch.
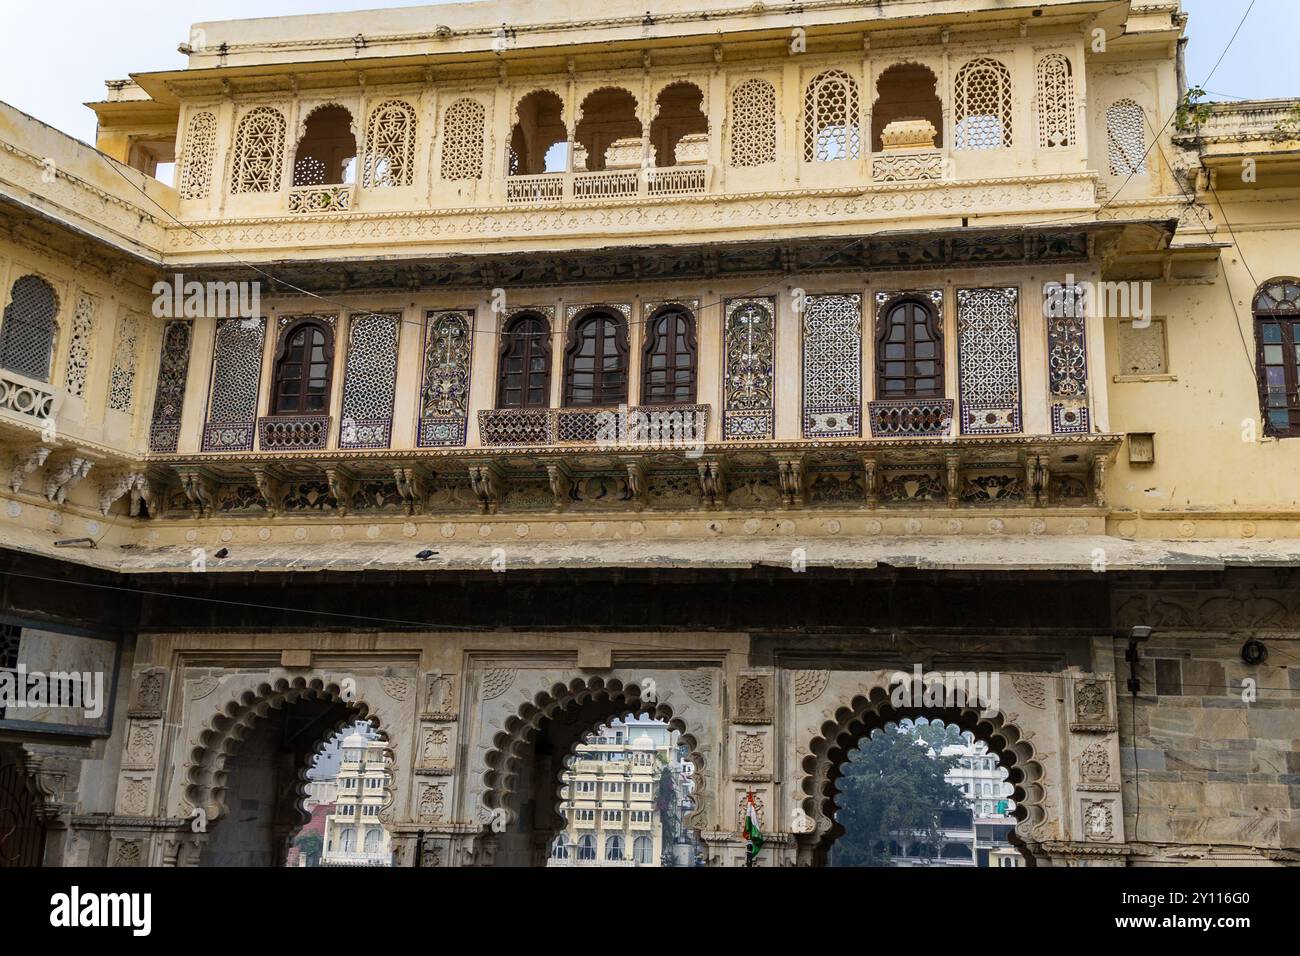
[182,675,394,831]
[481,676,707,833]
[798,684,1046,864]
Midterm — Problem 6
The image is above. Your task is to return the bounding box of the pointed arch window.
[231,106,286,193]
[497,312,552,409]
[0,275,59,382]
[876,296,944,398]
[272,319,334,415]
[564,309,628,406]
[642,306,697,404]
[362,99,417,187]
[1254,278,1300,437]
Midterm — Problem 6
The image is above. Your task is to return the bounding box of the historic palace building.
[0,0,1296,868]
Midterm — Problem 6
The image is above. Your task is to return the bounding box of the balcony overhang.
[174,219,1175,296]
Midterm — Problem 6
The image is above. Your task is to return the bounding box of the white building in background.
[320,732,392,867]
[549,717,697,867]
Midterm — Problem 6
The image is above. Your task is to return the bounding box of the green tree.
[294,831,323,867]
[829,723,967,867]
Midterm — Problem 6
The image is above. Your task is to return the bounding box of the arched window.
[362,99,417,188]
[564,309,628,406]
[496,312,552,408]
[576,834,596,861]
[642,306,697,404]
[231,106,286,193]
[339,828,356,853]
[441,98,486,180]
[551,835,569,859]
[729,78,777,167]
[1254,278,1300,437]
[0,275,59,382]
[293,105,356,186]
[650,82,708,167]
[633,834,653,864]
[876,296,943,398]
[1036,54,1076,148]
[954,58,1013,150]
[1107,98,1147,176]
[803,70,861,162]
[605,834,625,862]
[272,319,334,415]
[363,828,381,852]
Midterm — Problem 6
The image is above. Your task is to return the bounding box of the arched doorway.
[480,678,705,867]
[0,745,45,867]
[827,718,1023,867]
[799,686,1045,867]
[185,678,393,868]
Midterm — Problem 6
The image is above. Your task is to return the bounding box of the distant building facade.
[320,732,393,867]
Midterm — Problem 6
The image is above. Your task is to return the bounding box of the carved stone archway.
[476,674,713,867]
[180,676,395,866]
[797,682,1049,867]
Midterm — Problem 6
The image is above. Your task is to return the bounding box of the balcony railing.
[478,403,709,448]
[868,399,954,438]
[258,415,331,451]
[288,184,352,213]
[505,166,710,205]
[0,370,57,424]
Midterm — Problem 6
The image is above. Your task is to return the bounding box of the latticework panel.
[803,70,861,162]
[1035,54,1076,148]
[723,297,776,439]
[203,317,265,451]
[0,274,59,383]
[440,98,486,181]
[231,106,286,194]
[1047,283,1089,398]
[340,312,400,449]
[957,287,1021,435]
[802,293,862,438]
[363,99,417,188]
[729,78,777,168]
[149,320,192,453]
[418,309,473,448]
[108,311,141,412]
[1107,98,1146,176]
[64,293,95,398]
[179,110,218,200]
[954,58,1013,150]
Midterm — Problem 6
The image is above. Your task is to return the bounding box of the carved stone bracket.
[945,453,961,508]
[175,467,216,518]
[1091,454,1108,509]
[97,471,146,517]
[1025,453,1050,507]
[9,445,50,493]
[43,455,93,504]
[468,463,503,514]
[697,458,726,509]
[622,457,646,511]
[543,459,573,512]
[776,456,804,509]
[251,465,283,517]
[324,465,356,517]
[394,466,427,515]
[861,454,880,508]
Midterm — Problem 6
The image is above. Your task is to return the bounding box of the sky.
[0,0,1295,147]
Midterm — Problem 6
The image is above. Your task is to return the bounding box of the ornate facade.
[0,0,1297,868]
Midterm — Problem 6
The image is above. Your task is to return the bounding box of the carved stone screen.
[1036,54,1076,148]
[802,293,862,437]
[418,309,473,447]
[441,98,486,181]
[1047,283,1090,434]
[955,58,1013,150]
[363,99,417,188]
[179,110,218,200]
[957,287,1021,435]
[108,312,141,412]
[729,78,777,168]
[723,297,776,440]
[340,312,401,449]
[1107,98,1146,176]
[203,317,266,452]
[64,292,95,398]
[149,320,193,453]
[231,106,287,194]
[803,70,861,162]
